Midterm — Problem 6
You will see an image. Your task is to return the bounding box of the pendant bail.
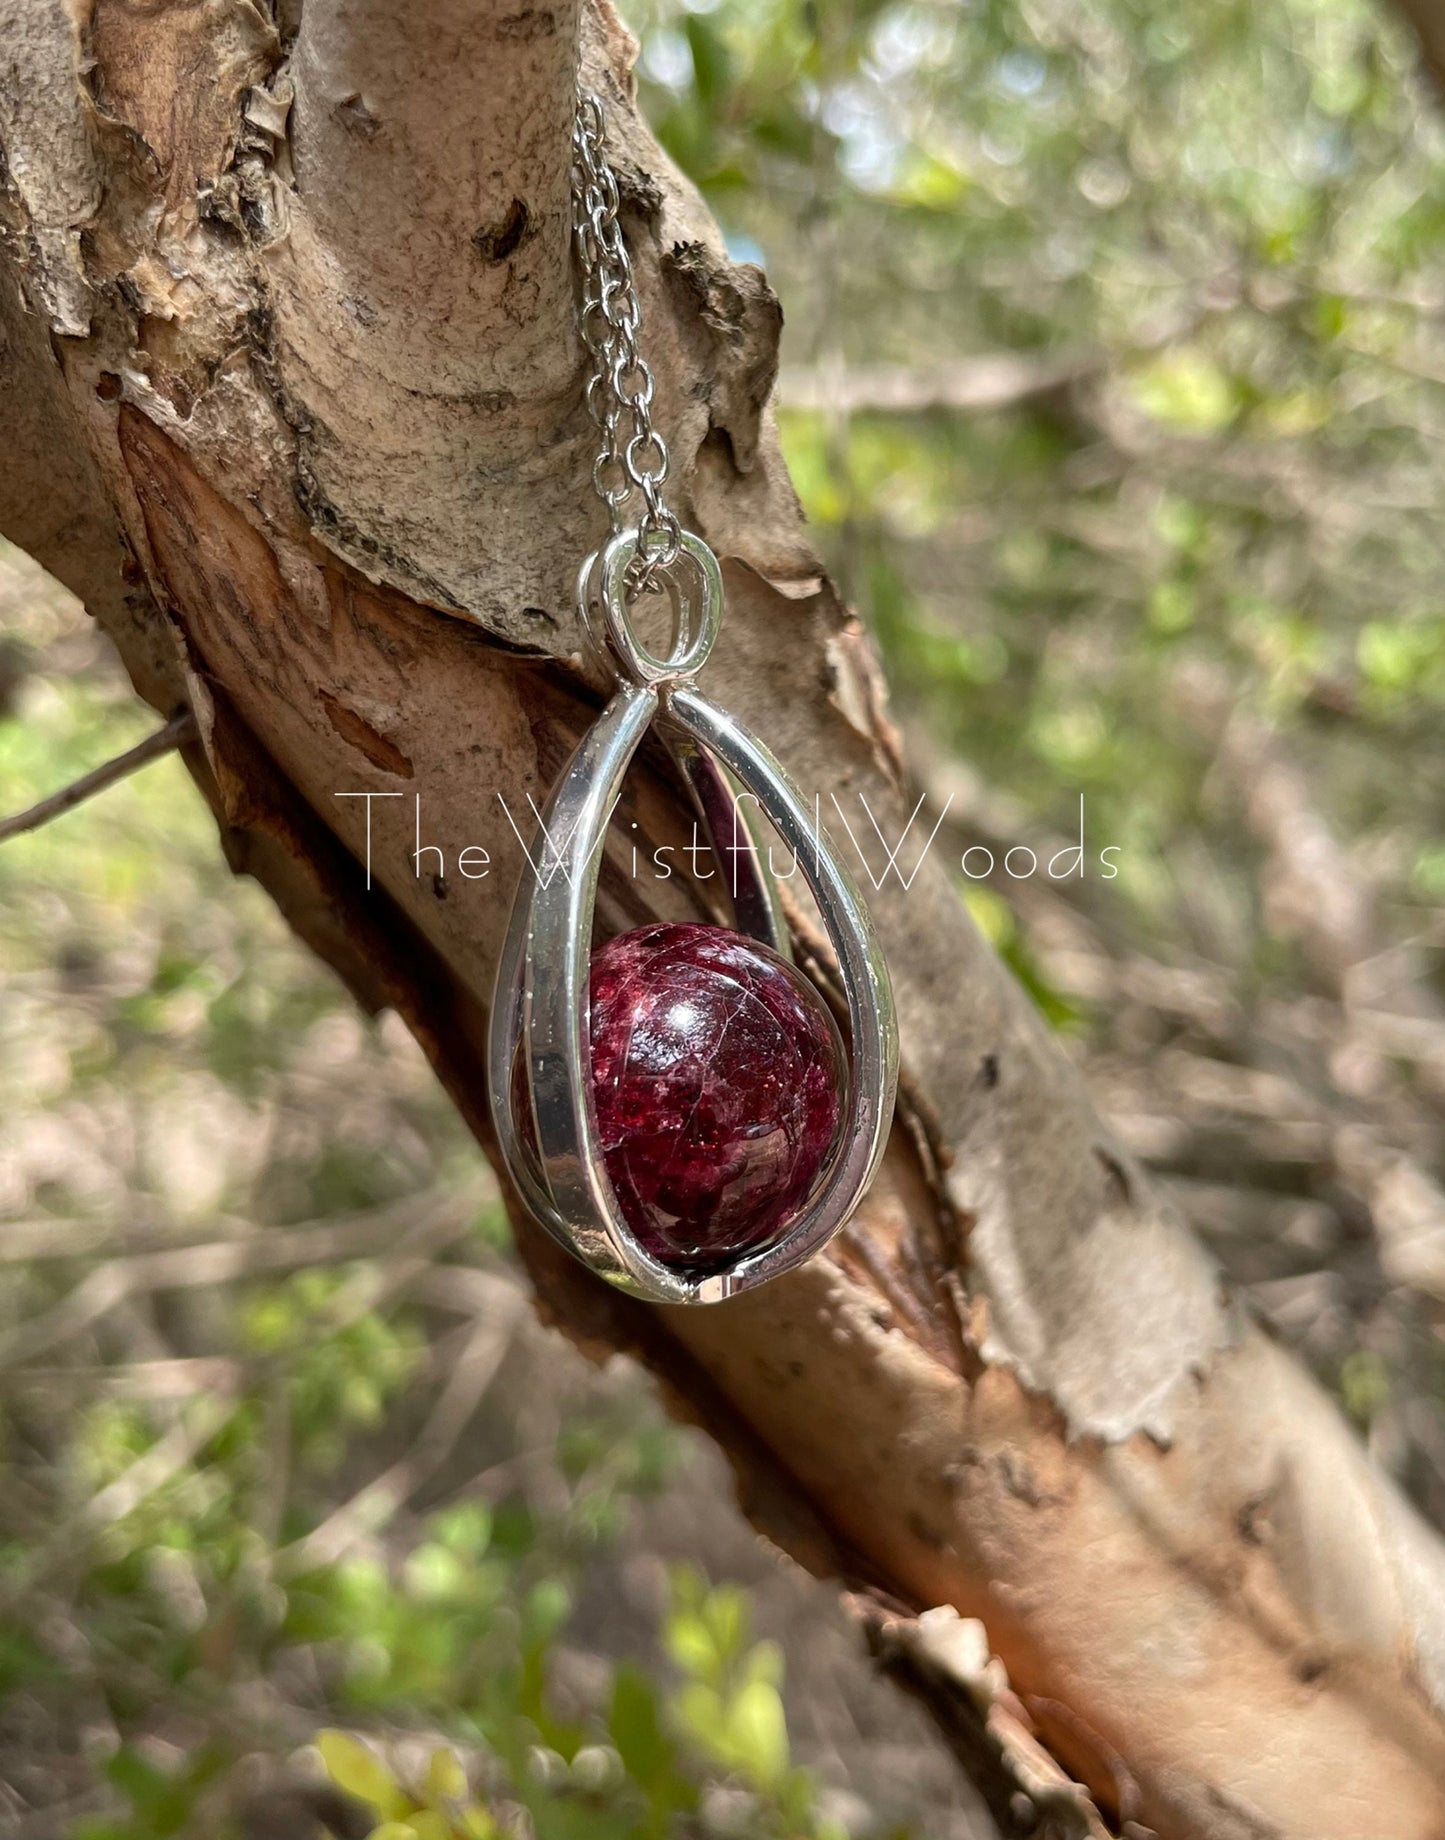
[585,526,723,688]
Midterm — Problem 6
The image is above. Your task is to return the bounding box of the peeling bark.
[3,2,1445,1834]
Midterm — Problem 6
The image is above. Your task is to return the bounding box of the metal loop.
[587,526,722,686]
[613,366,654,413]
[624,427,668,485]
[592,457,630,508]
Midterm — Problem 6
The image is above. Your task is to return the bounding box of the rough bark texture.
[3,3,1445,1835]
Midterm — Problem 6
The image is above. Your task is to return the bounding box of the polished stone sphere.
[586,922,845,1272]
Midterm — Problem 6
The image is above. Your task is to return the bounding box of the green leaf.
[104,1748,171,1819]
[424,1746,467,1804]
[674,1679,725,1754]
[1411,844,1445,901]
[315,1732,407,1819]
[701,1584,749,1663]
[431,1500,492,1558]
[724,1677,789,1786]
[404,1542,466,1602]
[407,1813,452,1840]
[1147,579,1195,635]
[609,1663,674,1792]
[663,1610,716,1681]
[1130,350,1238,434]
[525,1577,571,1642]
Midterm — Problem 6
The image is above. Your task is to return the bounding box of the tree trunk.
[3,3,1445,1834]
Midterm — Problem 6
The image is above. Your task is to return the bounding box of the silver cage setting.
[488,526,900,1305]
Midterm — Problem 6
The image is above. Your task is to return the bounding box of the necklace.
[488,89,898,1305]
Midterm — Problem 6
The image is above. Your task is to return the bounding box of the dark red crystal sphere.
[586,922,845,1272]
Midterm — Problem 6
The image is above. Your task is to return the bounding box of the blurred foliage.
[303,1571,845,1840]
[634,0,1445,961]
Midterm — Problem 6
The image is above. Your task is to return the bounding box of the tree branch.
[0,710,195,844]
[270,0,587,619]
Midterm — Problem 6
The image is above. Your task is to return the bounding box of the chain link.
[572,89,683,590]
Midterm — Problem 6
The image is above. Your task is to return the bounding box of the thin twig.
[4,1356,247,1397]
[777,309,1206,418]
[278,1305,523,1574]
[80,1390,239,1531]
[0,1185,481,1371]
[0,1386,241,1610]
[778,353,1099,415]
[0,709,195,844]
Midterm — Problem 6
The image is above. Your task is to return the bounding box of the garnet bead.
[585,922,845,1273]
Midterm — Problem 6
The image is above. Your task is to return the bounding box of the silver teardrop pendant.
[489,525,899,1305]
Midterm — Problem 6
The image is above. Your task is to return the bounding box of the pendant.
[489,526,899,1304]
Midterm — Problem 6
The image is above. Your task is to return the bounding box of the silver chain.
[571,89,683,588]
